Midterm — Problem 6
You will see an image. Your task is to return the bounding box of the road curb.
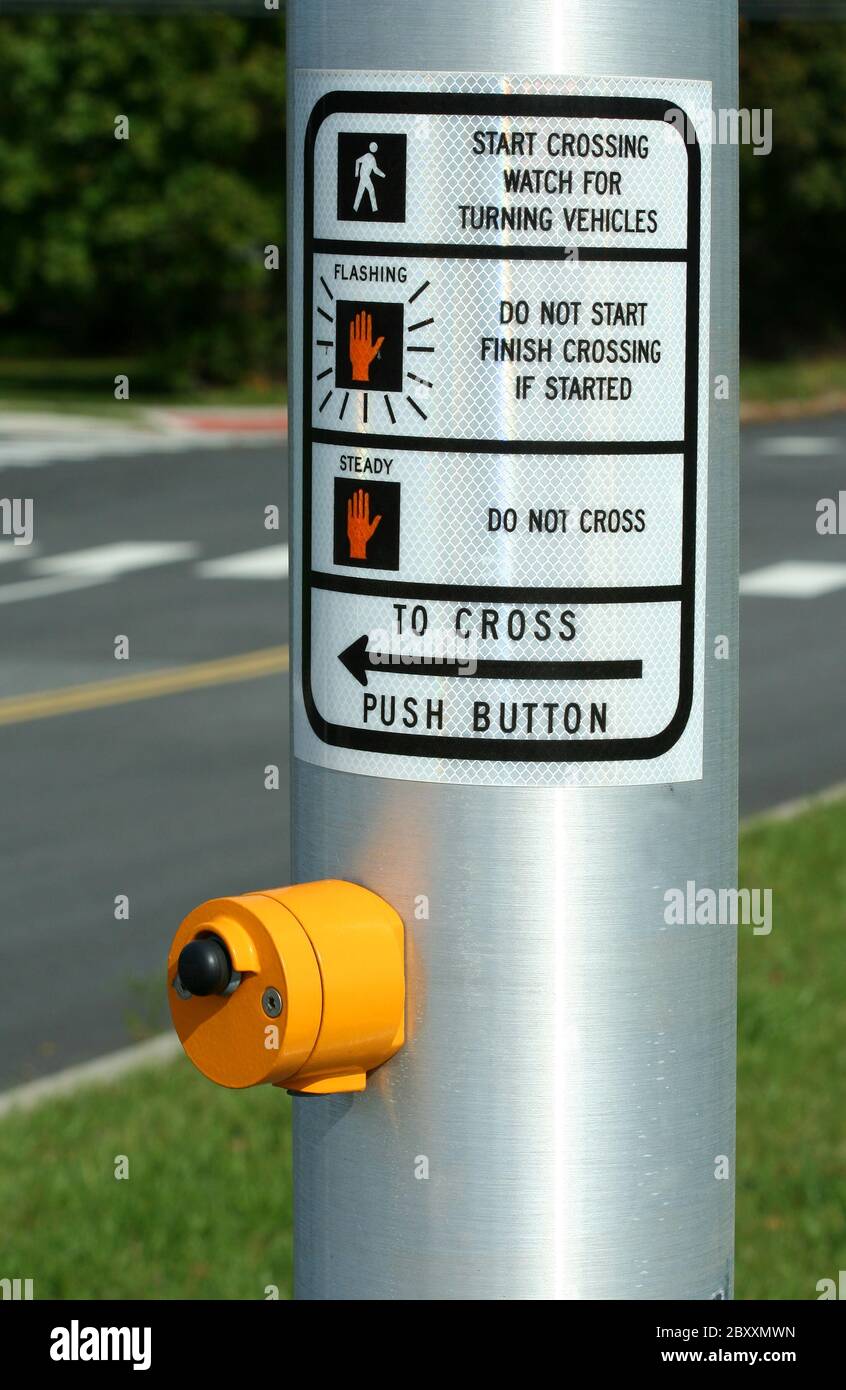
[741,779,846,830]
[741,396,846,425]
[0,1033,183,1118]
[147,406,288,436]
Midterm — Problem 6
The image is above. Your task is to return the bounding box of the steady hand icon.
[347,488,382,561]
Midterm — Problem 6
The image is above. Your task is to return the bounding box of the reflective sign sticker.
[291,72,711,788]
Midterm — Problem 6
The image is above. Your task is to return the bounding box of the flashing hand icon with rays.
[349,310,385,383]
[347,488,382,561]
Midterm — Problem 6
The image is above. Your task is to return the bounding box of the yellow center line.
[0,645,289,727]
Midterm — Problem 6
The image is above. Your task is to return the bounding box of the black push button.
[178,937,232,997]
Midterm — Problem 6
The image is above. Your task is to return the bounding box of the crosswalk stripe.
[755,436,842,458]
[0,544,39,565]
[195,545,289,579]
[33,541,199,578]
[740,561,846,598]
[0,575,103,606]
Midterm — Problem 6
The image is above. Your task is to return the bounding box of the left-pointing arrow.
[338,634,643,688]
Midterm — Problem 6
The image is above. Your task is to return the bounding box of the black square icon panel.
[335,300,404,394]
[333,478,401,571]
[337,133,407,223]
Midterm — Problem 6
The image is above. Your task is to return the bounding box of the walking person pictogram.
[337,133,407,223]
[354,142,385,213]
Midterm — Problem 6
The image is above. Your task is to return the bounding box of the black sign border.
[301,91,702,764]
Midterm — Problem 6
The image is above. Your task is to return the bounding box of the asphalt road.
[740,415,846,813]
[0,440,289,1088]
[0,415,844,1088]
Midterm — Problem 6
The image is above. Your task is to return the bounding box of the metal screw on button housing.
[262,987,283,1018]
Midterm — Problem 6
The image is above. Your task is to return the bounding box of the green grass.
[0,354,285,418]
[735,796,846,1299]
[741,353,846,407]
[0,797,844,1299]
[0,1063,293,1299]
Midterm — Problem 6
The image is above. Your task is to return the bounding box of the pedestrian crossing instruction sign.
[292,71,712,788]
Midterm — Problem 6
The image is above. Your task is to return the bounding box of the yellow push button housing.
[168,880,404,1094]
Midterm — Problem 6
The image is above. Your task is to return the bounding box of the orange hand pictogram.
[347,487,382,560]
[349,310,385,383]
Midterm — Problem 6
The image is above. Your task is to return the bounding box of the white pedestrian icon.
[354,141,386,213]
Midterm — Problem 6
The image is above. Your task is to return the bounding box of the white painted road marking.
[33,541,199,578]
[740,561,846,598]
[0,542,198,604]
[0,544,39,564]
[0,575,104,606]
[0,541,289,604]
[196,545,289,580]
[756,436,843,458]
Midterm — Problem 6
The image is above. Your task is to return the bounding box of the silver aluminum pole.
[288,0,738,1300]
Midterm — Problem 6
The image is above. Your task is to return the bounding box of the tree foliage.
[1,16,844,381]
[741,20,846,356]
[0,13,284,387]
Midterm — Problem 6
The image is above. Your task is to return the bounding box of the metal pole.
[288,0,738,1299]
